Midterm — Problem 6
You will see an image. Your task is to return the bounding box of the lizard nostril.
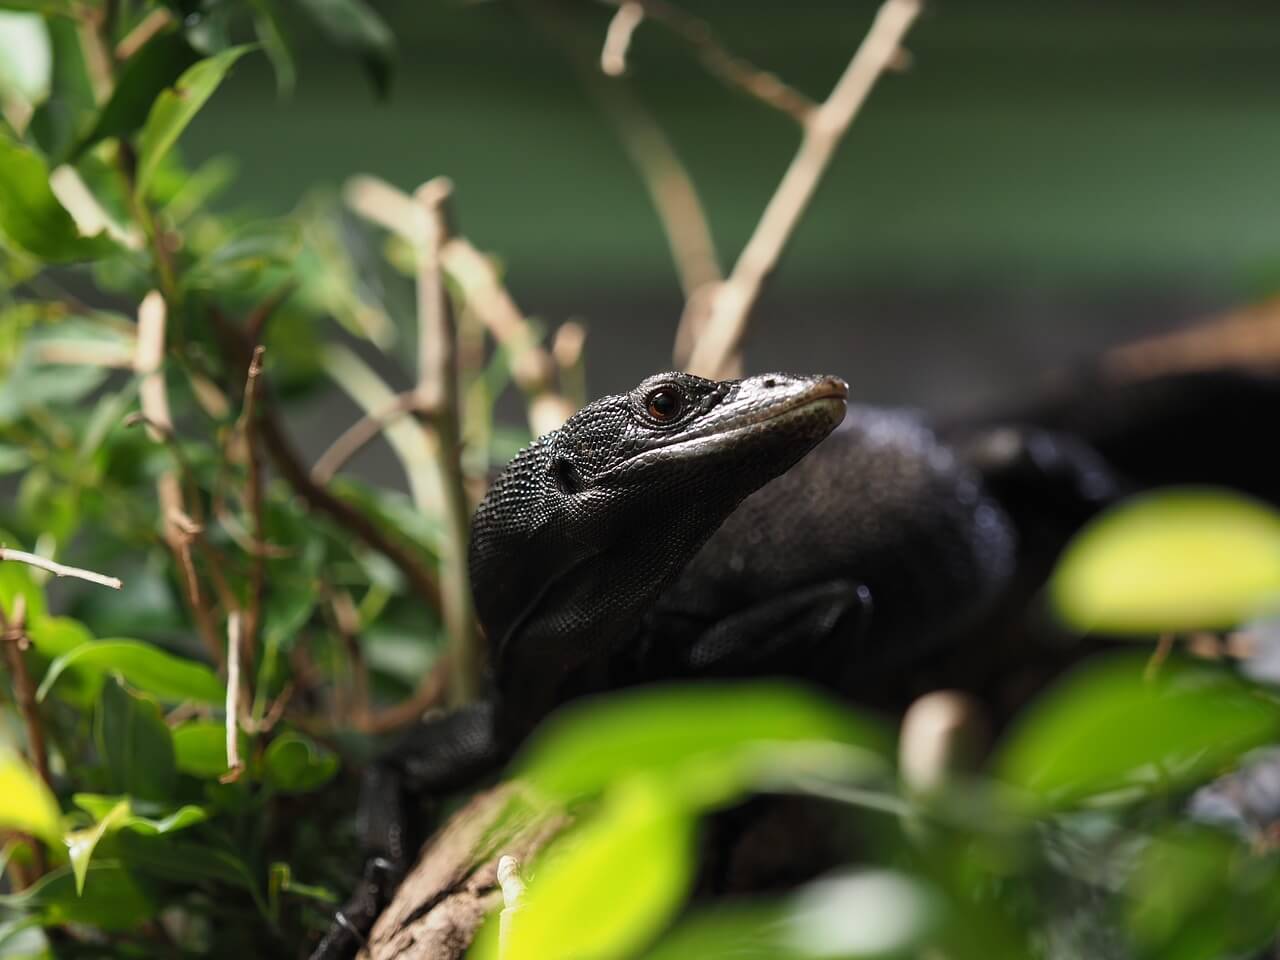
[763,377,777,388]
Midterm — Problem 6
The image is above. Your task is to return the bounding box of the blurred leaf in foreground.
[0,746,61,846]
[997,655,1280,809]
[474,779,694,960]
[515,682,890,809]
[1052,487,1280,634]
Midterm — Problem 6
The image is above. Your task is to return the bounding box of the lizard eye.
[646,387,683,422]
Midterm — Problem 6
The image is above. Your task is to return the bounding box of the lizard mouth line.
[614,386,848,474]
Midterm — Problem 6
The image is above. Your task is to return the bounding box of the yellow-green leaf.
[997,655,1280,809]
[0,134,116,261]
[38,638,223,704]
[476,779,694,960]
[0,747,61,846]
[1052,488,1280,634]
[65,799,129,894]
[135,46,255,197]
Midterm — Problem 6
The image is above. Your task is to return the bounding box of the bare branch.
[685,0,922,378]
[238,346,267,663]
[415,179,482,706]
[0,598,51,790]
[208,306,445,614]
[310,391,426,485]
[0,547,122,590]
[600,2,644,76]
[608,0,816,124]
[135,292,226,669]
[344,175,578,435]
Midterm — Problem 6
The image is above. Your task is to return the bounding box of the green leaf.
[0,134,116,261]
[27,14,97,160]
[516,683,889,808]
[475,779,694,960]
[174,721,250,779]
[0,442,29,474]
[0,862,152,931]
[294,0,393,97]
[262,732,338,793]
[64,794,208,895]
[134,45,255,197]
[1052,488,1280,634]
[75,29,201,159]
[64,798,129,895]
[96,677,177,803]
[38,637,223,704]
[641,903,791,960]
[0,747,61,846]
[997,655,1280,808]
[0,553,47,623]
[115,833,269,917]
[1126,826,1280,960]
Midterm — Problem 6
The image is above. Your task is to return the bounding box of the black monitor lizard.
[308,366,1280,959]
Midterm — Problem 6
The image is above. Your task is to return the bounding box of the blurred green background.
[179,0,1280,409]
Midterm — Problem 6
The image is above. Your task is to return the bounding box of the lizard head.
[468,372,847,703]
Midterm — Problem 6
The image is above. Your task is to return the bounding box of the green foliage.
[3,2,1280,957]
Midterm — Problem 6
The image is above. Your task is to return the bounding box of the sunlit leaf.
[134,45,255,196]
[997,655,1280,808]
[517,683,889,808]
[96,677,178,803]
[0,747,61,846]
[781,869,941,958]
[475,780,694,960]
[65,798,129,894]
[38,638,223,704]
[0,134,116,261]
[0,10,50,103]
[262,732,338,793]
[1052,488,1280,634]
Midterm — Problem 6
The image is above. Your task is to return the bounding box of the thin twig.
[324,586,370,726]
[238,346,267,665]
[684,0,922,378]
[0,547,122,590]
[208,306,445,613]
[310,390,426,485]
[352,657,450,735]
[0,598,52,789]
[135,292,226,669]
[344,175,577,435]
[415,179,482,706]
[600,2,645,76]
[536,0,723,306]
[604,0,816,124]
[221,612,244,783]
[114,7,173,61]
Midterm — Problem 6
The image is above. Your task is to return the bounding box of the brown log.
[362,784,569,960]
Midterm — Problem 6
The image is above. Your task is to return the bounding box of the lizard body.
[310,366,1276,959]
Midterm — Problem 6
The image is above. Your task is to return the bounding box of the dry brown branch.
[325,587,370,725]
[0,547,122,590]
[600,2,644,76]
[311,391,425,485]
[220,612,244,783]
[344,175,577,435]
[135,292,226,669]
[684,0,922,378]
[0,598,51,790]
[415,179,482,705]
[362,785,570,960]
[327,655,449,736]
[606,0,816,124]
[535,0,723,307]
[209,307,445,614]
[1103,294,1280,382]
[114,7,173,61]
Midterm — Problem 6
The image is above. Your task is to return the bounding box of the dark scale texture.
[468,372,850,741]
[645,407,1018,688]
